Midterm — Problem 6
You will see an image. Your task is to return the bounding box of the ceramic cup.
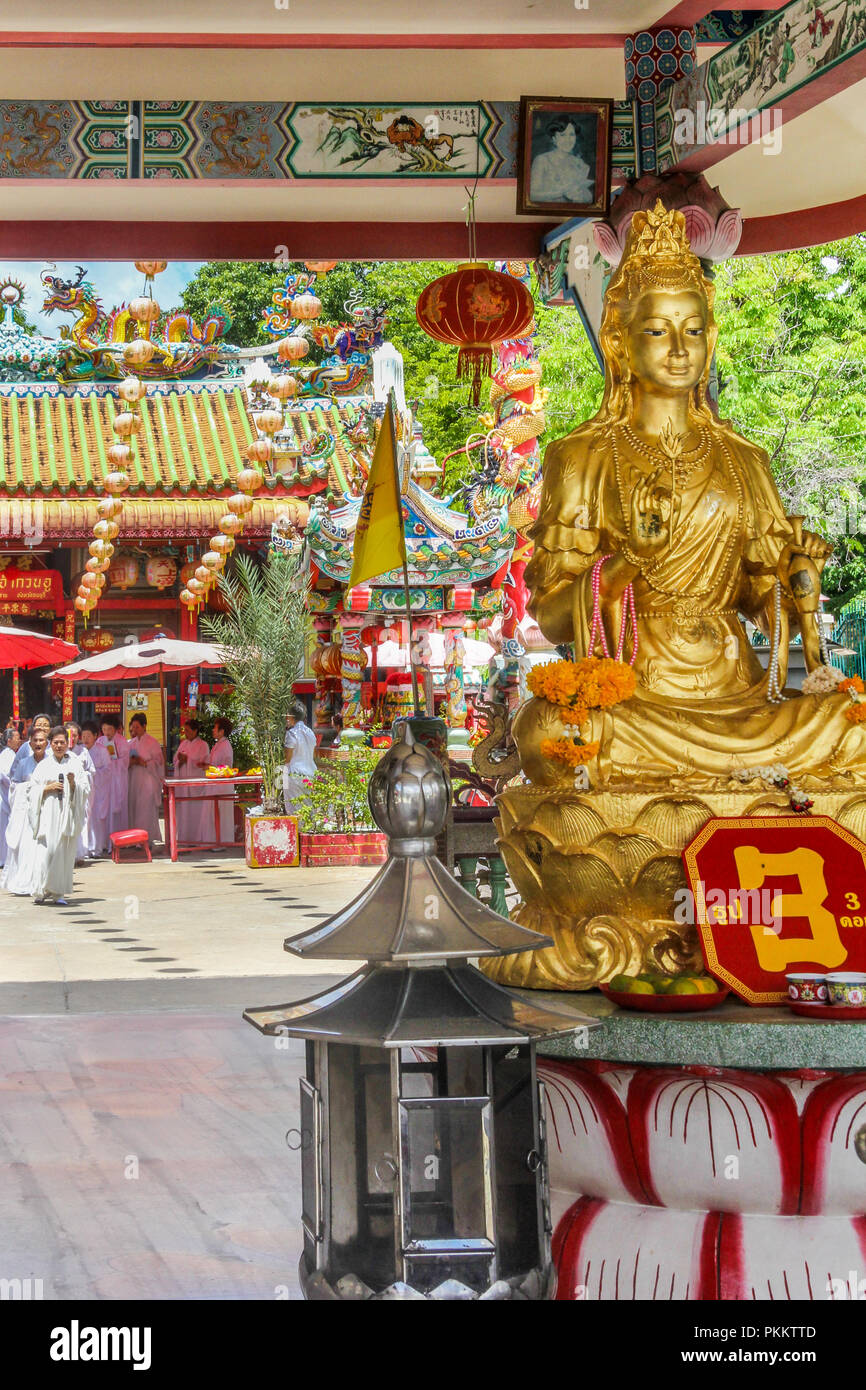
[786,973,829,1003]
[825,973,866,1007]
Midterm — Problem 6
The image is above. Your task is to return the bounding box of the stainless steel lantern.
[245,719,594,1301]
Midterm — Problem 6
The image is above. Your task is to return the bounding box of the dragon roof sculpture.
[305,463,513,587]
[37,265,237,381]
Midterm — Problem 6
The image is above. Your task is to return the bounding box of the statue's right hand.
[627,466,677,561]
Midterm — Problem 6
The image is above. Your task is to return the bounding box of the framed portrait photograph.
[516,96,614,218]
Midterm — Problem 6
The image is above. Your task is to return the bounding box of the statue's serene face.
[624,289,708,394]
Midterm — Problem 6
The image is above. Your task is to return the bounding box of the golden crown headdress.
[617,199,704,292]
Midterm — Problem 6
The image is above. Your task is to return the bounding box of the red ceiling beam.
[0,219,556,261]
[0,30,626,50]
[739,193,866,255]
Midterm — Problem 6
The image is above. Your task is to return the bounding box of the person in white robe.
[0,726,22,867]
[98,716,130,836]
[172,718,211,845]
[9,713,52,789]
[209,717,236,845]
[283,703,317,815]
[80,721,111,857]
[1,725,49,896]
[66,721,95,863]
[30,726,91,905]
[127,713,165,846]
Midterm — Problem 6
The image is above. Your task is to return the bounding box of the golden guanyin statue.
[485,202,866,991]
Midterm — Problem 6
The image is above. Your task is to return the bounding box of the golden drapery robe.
[520,421,866,789]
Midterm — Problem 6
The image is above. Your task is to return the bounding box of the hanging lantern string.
[461,97,483,264]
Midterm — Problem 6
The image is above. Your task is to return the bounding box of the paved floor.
[0,852,378,1301]
[0,1011,306,1300]
[0,851,373,1010]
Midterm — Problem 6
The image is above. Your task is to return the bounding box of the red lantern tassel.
[456,346,493,407]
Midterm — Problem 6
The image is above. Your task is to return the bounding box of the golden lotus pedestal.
[483,783,866,991]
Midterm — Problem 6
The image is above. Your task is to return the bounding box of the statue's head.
[598,201,718,423]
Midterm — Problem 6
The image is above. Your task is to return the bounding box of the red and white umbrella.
[0,625,79,670]
[46,637,224,682]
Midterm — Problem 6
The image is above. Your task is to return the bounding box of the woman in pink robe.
[209,717,236,845]
[127,714,165,846]
[172,718,211,846]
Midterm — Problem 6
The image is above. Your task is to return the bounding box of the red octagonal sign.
[683,816,866,1005]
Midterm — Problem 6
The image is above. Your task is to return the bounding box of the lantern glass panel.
[299,1078,321,1243]
[399,1097,494,1268]
[490,1044,543,1276]
[327,1044,397,1289]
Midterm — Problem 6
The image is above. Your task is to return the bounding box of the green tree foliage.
[181,256,603,497]
[180,260,289,346]
[202,554,310,814]
[714,235,866,605]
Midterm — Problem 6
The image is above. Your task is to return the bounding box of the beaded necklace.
[611,423,744,601]
[621,420,711,478]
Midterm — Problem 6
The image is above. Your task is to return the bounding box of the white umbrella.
[46,638,225,682]
[45,638,226,755]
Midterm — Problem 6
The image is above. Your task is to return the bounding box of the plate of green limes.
[600,973,730,1012]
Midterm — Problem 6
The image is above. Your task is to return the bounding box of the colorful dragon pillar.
[467,261,547,712]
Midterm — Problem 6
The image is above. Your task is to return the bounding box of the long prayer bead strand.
[590,555,638,667]
[767,578,785,704]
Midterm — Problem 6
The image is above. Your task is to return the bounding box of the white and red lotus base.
[540,1059,866,1301]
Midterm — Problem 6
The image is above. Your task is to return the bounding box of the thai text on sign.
[0,567,61,609]
[683,816,866,1004]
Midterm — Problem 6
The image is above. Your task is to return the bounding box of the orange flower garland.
[845,702,866,725]
[528,657,636,767]
[540,737,600,767]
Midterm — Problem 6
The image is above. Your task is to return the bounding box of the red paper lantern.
[416,261,534,405]
[80,627,115,653]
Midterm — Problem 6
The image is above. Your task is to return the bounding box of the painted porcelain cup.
[825,973,866,1007]
[786,973,829,1003]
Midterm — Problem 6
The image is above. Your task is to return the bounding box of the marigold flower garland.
[839,674,866,723]
[528,657,636,768]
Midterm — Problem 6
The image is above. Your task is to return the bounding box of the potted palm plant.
[203,552,310,867]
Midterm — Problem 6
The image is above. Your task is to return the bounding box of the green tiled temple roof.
[0,388,368,498]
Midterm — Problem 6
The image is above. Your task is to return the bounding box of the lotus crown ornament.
[367,719,450,846]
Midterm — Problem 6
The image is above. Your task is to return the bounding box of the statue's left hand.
[779,531,833,577]
[799,531,833,562]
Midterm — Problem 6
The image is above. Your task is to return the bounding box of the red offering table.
[163,774,263,862]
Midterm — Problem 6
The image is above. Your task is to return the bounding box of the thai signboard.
[683,816,866,1005]
[0,566,61,612]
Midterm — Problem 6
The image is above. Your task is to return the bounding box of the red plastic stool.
[110,830,152,864]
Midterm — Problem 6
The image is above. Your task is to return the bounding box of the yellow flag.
[347,399,407,588]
